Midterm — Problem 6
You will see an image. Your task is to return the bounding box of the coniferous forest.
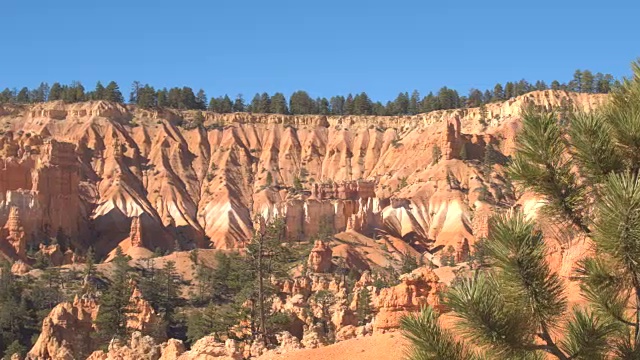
[0,69,618,115]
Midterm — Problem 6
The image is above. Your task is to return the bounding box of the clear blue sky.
[1,0,639,102]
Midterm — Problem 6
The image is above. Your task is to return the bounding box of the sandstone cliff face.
[0,136,82,262]
[0,91,607,261]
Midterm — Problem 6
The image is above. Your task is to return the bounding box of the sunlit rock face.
[0,91,606,261]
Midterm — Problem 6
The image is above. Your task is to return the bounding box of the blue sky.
[1,0,639,101]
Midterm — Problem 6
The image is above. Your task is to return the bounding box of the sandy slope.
[257,333,408,360]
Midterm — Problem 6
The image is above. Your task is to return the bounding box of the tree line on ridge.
[0,69,618,116]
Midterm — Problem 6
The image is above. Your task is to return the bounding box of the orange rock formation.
[373,266,444,333]
[0,90,606,262]
[307,241,333,273]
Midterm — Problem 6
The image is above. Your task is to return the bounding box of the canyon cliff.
[0,90,605,263]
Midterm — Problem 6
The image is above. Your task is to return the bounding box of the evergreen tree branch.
[486,213,567,325]
[508,110,590,233]
[559,308,618,360]
[400,307,480,360]
[576,257,635,328]
[445,274,537,358]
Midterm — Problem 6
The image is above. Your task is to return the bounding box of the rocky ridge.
[0,90,605,264]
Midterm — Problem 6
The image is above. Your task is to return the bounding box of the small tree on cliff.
[95,247,134,342]
[265,172,273,187]
[459,143,467,160]
[312,290,336,338]
[402,61,640,359]
[431,145,442,165]
[356,287,373,326]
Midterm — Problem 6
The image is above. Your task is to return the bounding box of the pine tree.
[93,81,106,100]
[483,143,497,175]
[535,80,548,90]
[104,81,124,104]
[0,88,14,103]
[139,259,181,338]
[48,83,62,101]
[570,69,583,92]
[431,145,442,165]
[392,92,410,114]
[289,91,314,115]
[83,247,97,279]
[196,89,207,110]
[32,82,49,102]
[16,87,30,103]
[318,97,330,115]
[245,217,291,344]
[581,70,594,93]
[221,95,233,113]
[459,144,467,160]
[292,176,303,191]
[493,83,504,100]
[352,92,373,115]
[356,288,373,325]
[180,87,198,109]
[373,101,387,116]
[312,290,336,337]
[482,89,492,104]
[137,85,157,108]
[4,340,26,359]
[156,88,168,107]
[344,94,354,115]
[130,81,142,103]
[259,93,271,113]
[187,303,237,342]
[504,82,515,99]
[232,94,245,112]
[421,92,438,112]
[467,89,483,107]
[409,90,421,115]
[329,96,345,115]
[62,81,85,103]
[249,93,261,113]
[402,61,640,360]
[270,93,288,114]
[94,247,133,341]
[403,213,615,360]
[265,172,273,187]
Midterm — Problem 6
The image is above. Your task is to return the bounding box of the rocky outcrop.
[3,206,26,258]
[27,287,162,360]
[27,296,98,360]
[10,259,30,274]
[307,241,333,273]
[38,243,65,266]
[87,331,161,360]
[86,331,242,360]
[127,286,164,338]
[373,266,444,333]
[0,91,606,262]
[180,336,243,360]
[129,216,144,248]
[273,332,302,354]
